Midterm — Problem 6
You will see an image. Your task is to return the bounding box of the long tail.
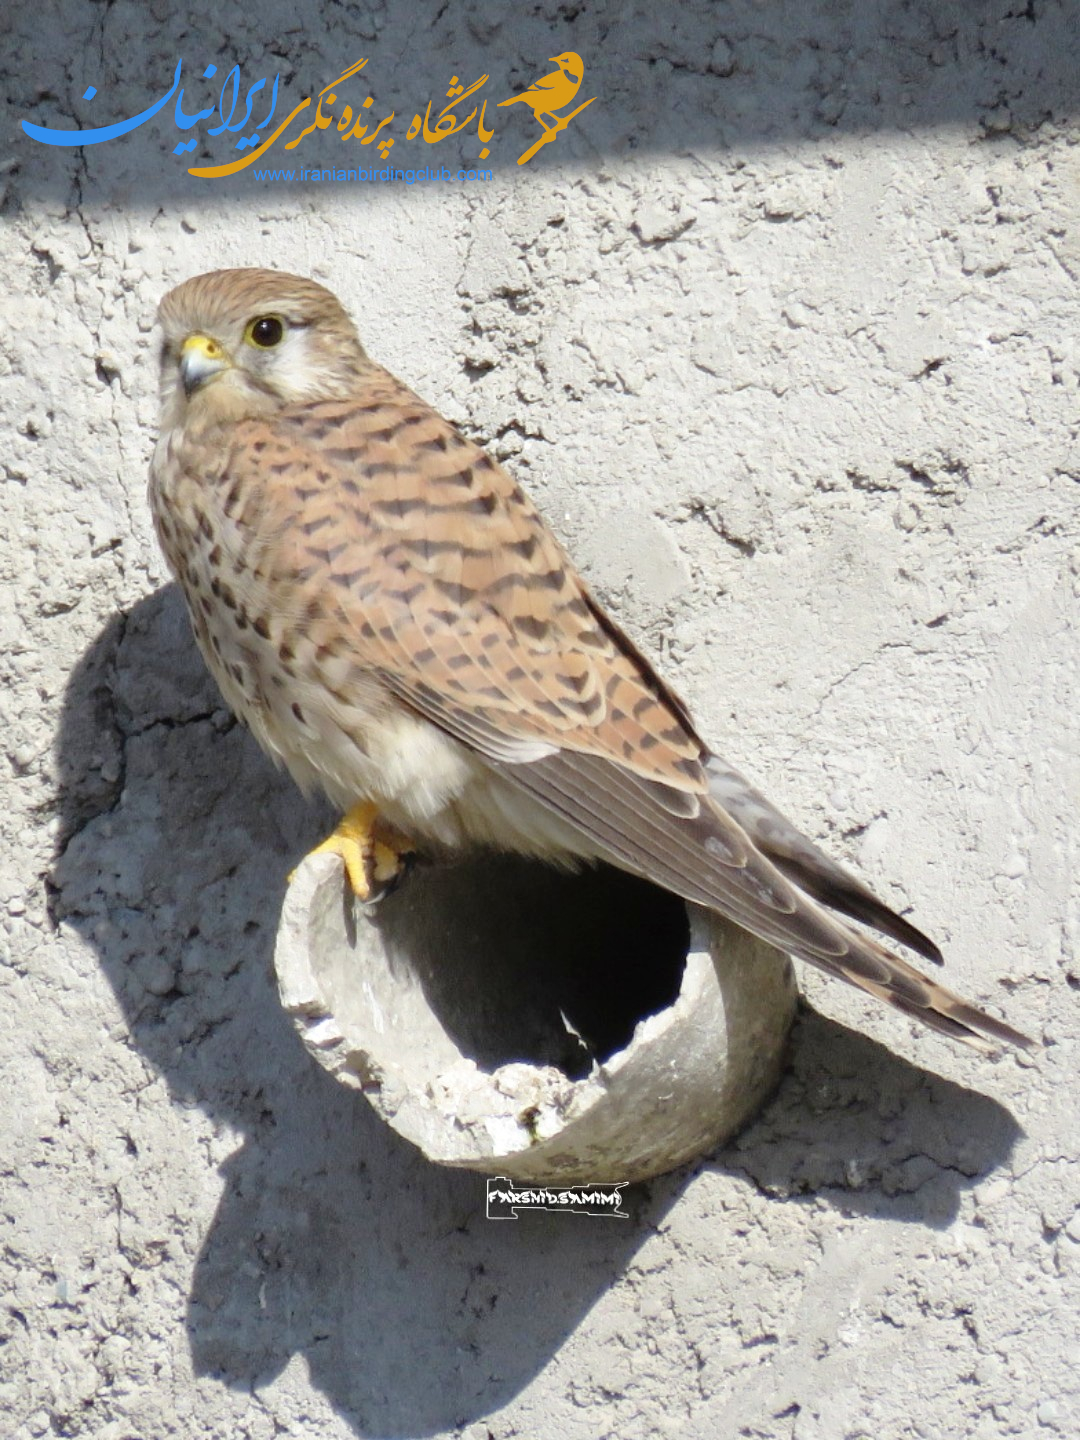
[701,756,1033,1052]
[706,758,944,962]
[494,746,1035,1054]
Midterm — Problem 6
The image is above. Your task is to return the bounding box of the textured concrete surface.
[3,2,1079,1436]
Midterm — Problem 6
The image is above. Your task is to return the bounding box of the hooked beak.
[180,333,230,397]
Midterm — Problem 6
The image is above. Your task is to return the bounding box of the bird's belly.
[381,759,595,865]
[179,572,589,864]
[294,695,594,865]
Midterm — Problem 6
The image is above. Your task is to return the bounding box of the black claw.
[359,849,418,907]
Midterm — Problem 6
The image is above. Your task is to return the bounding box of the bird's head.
[549,51,582,78]
[156,268,371,423]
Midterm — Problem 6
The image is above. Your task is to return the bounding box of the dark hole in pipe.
[373,854,690,1080]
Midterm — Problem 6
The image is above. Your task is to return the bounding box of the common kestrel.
[149,268,1032,1054]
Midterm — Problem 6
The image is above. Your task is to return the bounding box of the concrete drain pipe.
[274,851,797,1184]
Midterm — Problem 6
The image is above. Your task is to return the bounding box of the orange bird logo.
[498,52,596,165]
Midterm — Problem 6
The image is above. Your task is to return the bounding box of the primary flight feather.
[148,267,1032,1055]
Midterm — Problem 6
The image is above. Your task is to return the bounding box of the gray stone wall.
[2,3,1077,1436]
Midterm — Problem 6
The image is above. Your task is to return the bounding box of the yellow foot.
[293,802,412,902]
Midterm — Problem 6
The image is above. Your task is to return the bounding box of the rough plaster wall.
[2,1,1079,1437]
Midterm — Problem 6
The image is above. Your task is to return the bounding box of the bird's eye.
[245,315,285,349]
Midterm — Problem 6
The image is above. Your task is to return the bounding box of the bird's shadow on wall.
[51,585,1022,1438]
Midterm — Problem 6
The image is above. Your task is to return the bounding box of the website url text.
[253,165,493,184]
